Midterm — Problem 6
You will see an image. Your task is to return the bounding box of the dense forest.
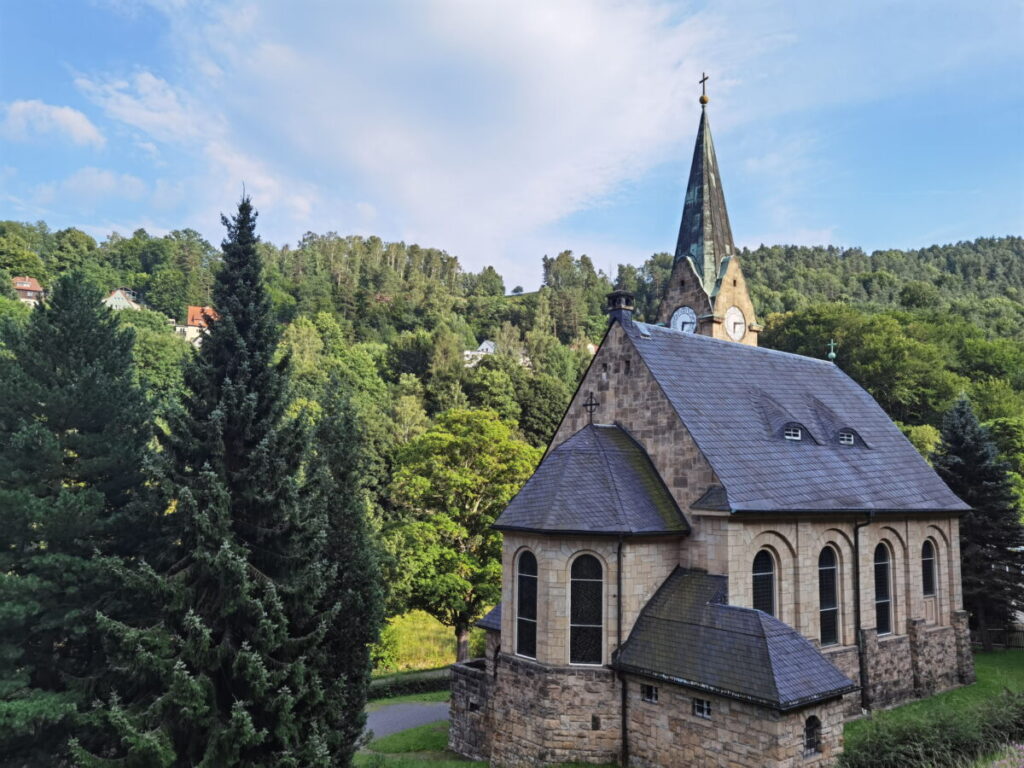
[2,222,1023,572]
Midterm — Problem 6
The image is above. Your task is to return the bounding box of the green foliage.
[389,409,541,660]
[898,422,942,461]
[0,273,154,765]
[117,309,192,410]
[78,199,351,767]
[933,398,1024,638]
[0,268,15,300]
[840,687,1024,768]
[366,721,450,754]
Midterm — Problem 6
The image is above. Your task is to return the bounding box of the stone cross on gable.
[582,392,599,424]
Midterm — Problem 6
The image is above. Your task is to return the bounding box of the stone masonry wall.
[822,645,863,719]
[908,620,959,697]
[625,677,845,768]
[953,610,977,685]
[449,659,492,761]
[488,654,621,768]
[861,630,913,709]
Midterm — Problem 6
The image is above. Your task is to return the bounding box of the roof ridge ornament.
[699,71,709,107]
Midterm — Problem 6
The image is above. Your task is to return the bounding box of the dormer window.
[838,430,855,445]
[784,426,803,441]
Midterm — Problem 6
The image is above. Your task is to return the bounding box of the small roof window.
[838,429,860,446]
[784,425,803,441]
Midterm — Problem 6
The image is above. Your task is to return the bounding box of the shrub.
[839,690,1024,768]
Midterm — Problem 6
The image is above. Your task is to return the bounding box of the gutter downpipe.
[853,511,873,712]
[617,536,629,768]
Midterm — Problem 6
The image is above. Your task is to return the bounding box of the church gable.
[551,319,720,517]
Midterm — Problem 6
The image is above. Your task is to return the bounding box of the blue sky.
[1,0,1022,290]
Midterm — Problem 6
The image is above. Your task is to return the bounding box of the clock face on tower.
[725,306,746,341]
[670,306,697,333]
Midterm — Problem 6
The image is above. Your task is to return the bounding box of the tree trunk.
[456,624,471,663]
[978,603,994,652]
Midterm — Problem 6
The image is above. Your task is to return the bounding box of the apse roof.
[493,424,689,536]
[615,568,857,710]
[622,320,968,514]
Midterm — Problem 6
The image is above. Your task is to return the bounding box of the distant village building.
[449,86,974,768]
[103,288,145,311]
[11,276,43,306]
[463,339,532,369]
[175,305,218,346]
[464,340,498,367]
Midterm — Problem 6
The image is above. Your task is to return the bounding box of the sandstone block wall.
[488,654,621,767]
[626,677,845,768]
[448,660,492,761]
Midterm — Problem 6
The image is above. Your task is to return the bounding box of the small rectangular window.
[640,684,658,703]
[692,698,712,719]
[839,430,855,445]
[784,426,802,441]
[624,359,631,376]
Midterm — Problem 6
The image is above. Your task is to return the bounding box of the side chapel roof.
[621,320,968,513]
[615,568,857,710]
[493,424,689,536]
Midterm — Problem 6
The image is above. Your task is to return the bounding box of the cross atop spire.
[699,72,709,107]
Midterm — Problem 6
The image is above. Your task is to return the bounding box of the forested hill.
[1,221,1022,489]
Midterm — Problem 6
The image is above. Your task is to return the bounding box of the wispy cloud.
[1,100,105,148]
[35,167,147,208]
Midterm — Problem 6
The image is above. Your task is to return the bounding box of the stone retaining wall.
[448,659,492,761]
[488,654,621,767]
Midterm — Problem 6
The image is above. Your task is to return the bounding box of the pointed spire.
[673,76,735,292]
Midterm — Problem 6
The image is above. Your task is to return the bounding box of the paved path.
[365,702,450,739]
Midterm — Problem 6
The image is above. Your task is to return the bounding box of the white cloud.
[63,0,1023,287]
[75,71,207,144]
[35,167,147,207]
[1,100,105,147]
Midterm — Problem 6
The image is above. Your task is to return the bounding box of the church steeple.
[655,74,760,346]
[674,78,735,292]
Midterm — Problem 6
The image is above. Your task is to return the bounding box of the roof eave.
[613,663,856,712]
[492,524,689,538]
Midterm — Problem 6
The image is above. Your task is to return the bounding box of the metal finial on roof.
[699,72,709,106]
[582,392,599,424]
[827,339,838,362]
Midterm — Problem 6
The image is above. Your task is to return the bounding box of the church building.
[449,85,975,768]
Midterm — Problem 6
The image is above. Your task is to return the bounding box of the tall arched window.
[803,716,822,756]
[921,540,936,597]
[516,551,538,658]
[874,543,892,635]
[818,547,839,646]
[570,555,603,664]
[752,550,776,616]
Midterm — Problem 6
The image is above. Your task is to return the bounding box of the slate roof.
[493,424,689,536]
[476,604,501,632]
[615,568,857,710]
[622,320,968,513]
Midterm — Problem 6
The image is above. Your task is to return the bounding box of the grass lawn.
[365,690,451,713]
[355,721,482,768]
[374,610,489,675]
[845,650,1024,740]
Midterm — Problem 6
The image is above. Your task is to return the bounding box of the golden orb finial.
[699,94,709,105]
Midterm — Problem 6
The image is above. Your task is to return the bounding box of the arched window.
[570,555,603,665]
[922,540,936,597]
[516,551,538,658]
[818,547,839,646]
[752,550,776,616]
[803,716,822,755]
[874,544,893,635]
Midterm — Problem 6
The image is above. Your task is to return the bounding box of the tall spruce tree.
[0,274,154,765]
[306,386,383,763]
[78,199,340,767]
[933,396,1024,649]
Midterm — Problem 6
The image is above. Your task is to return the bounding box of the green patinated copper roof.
[673,108,735,293]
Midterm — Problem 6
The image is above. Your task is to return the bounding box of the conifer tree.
[0,274,154,765]
[306,387,383,763]
[80,199,340,767]
[933,396,1024,649]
